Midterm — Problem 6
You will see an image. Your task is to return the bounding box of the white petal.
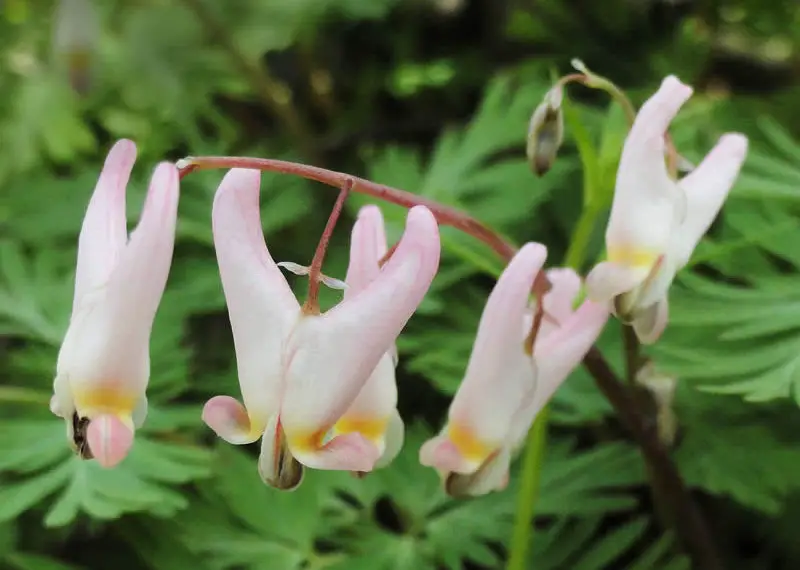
[632,297,669,345]
[72,140,136,314]
[446,243,546,452]
[606,77,693,256]
[212,169,300,426]
[58,161,179,417]
[672,133,748,268]
[375,410,404,468]
[280,206,439,442]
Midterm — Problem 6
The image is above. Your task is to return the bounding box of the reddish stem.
[378,241,399,268]
[304,179,352,314]
[178,156,551,298]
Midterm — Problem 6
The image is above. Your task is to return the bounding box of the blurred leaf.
[0,419,210,526]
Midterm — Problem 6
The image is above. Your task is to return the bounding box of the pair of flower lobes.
[50,73,748,497]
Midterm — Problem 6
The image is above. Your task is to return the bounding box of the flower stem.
[506,406,549,570]
[583,348,724,570]
[304,179,352,314]
[177,156,552,298]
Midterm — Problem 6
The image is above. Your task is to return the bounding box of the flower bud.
[54,0,99,95]
[635,361,679,447]
[526,85,564,176]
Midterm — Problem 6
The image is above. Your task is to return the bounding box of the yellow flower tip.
[72,385,138,419]
[286,427,327,454]
[447,422,495,465]
[607,245,661,269]
[333,415,390,444]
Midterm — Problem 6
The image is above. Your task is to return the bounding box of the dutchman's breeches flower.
[202,169,440,490]
[420,244,609,496]
[50,140,180,468]
[585,75,748,344]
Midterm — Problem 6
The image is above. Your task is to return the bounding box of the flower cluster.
[51,74,747,496]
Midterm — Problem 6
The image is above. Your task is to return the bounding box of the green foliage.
[3,0,800,569]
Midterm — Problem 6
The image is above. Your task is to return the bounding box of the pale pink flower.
[202,169,440,489]
[51,140,180,468]
[586,76,748,343]
[420,244,609,496]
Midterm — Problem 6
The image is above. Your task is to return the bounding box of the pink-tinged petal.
[258,414,303,490]
[291,431,381,472]
[517,300,610,436]
[419,434,475,474]
[280,205,440,440]
[542,267,581,325]
[58,160,179,416]
[212,169,299,426]
[73,139,136,313]
[86,414,134,468]
[445,243,546,452]
[632,297,669,345]
[345,205,388,296]
[201,395,261,444]
[585,261,651,305]
[606,76,692,254]
[672,133,748,268]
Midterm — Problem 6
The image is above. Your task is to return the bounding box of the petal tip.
[718,133,749,157]
[407,204,438,228]
[358,204,383,220]
[86,414,134,468]
[661,75,693,96]
[201,396,254,443]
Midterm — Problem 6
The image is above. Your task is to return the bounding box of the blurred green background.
[3,0,800,569]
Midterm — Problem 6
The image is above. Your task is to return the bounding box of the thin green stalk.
[506,406,550,570]
[506,205,601,570]
[564,206,601,272]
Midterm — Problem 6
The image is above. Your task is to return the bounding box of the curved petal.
[212,169,300,430]
[541,267,581,333]
[606,76,692,255]
[58,161,179,419]
[333,352,397,453]
[672,133,748,268]
[375,409,404,468]
[86,413,134,468]
[419,434,473,474]
[344,205,387,296]
[445,243,546,457]
[73,139,136,313]
[201,395,261,444]
[517,300,610,438]
[585,261,651,305]
[280,205,440,446]
[290,430,381,472]
[632,297,669,345]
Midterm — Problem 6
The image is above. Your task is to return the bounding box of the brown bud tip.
[526,86,564,177]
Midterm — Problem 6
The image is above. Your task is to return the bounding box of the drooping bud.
[53,0,99,95]
[526,85,564,176]
[635,361,679,447]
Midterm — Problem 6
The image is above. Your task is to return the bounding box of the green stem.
[563,206,601,271]
[506,406,550,570]
[506,205,601,570]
